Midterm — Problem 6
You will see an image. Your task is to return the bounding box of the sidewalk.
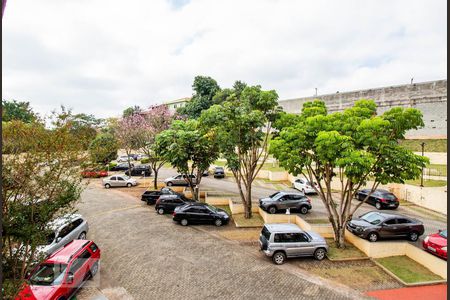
[365,284,447,300]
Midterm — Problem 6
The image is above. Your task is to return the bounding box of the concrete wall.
[390,184,448,215]
[279,79,447,139]
[229,200,259,214]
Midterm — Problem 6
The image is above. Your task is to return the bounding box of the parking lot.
[76,181,366,300]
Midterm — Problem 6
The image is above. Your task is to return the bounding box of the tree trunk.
[335,225,346,249]
[245,185,252,219]
[153,169,158,190]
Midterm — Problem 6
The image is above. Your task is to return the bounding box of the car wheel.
[157,208,165,215]
[368,232,378,242]
[300,206,309,215]
[105,183,111,189]
[78,232,87,240]
[314,248,326,260]
[89,262,99,278]
[375,202,382,210]
[167,181,173,186]
[127,183,132,188]
[214,219,223,227]
[272,251,286,265]
[409,231,419,242]
[180,219,188,226]
[268,206,277,214]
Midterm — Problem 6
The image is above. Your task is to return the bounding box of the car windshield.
[269,192,280,198]
[205,204,218,212]
[122,175,130,180]
[46,232,55,244]
[29,263,67,286]
[360,212,383,225]
[439,230,447,239]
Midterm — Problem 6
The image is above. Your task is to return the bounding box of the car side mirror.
[67,272,74,284]
[56,237,62,243]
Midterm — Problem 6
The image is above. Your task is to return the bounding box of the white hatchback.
[292,178,317,194]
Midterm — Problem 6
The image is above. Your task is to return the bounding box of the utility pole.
[411,77,414,84]
[315,88,318,97]
[420,142,425,187]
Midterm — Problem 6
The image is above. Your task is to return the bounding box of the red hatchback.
[423,229,447,260]
[81,169,108,178]
[17,240,101,300]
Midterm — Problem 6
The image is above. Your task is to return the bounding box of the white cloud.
[2,0,447,118]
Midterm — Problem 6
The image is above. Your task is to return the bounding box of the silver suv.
[259,223,328,264]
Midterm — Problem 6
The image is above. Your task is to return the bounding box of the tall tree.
[270,99,428,248]
[2,99,38,123]
[89,133,119,165]
[2,115,89,298]
[123,105,143,118]
[200,83,280,218]
[177,76,221,119]
[156,120,219,200]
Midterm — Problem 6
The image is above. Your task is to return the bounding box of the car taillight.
[380,198,388,203]
[172,212,176,216]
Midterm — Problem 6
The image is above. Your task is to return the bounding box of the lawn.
[325,238,367,260]
[233,213,264,227]
[426,164,447,176]
[307,218,331,224]
[375,256,443,283]
[399,139,447,152]
[405,179,447,187]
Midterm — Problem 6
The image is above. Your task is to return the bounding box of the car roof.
[364,211,414,220]
[263,223,303,233]
[46,240,92,264]
[47,213,83,231]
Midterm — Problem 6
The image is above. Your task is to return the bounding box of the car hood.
[307,231,326,243]
[349,219,372,228]
[428,233,447,247]
[17,283,59,300]
[259,197,272,203]
[216,209,229,218]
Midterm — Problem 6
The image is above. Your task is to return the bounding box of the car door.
[55,223,74,249]
[289,194,304,210]
[295,232,316,256]
[201,207,216,224]
[185,207,201,223]
[379,218,399,237]
[173,175,182,185]
[67,249,92,293]
[277,195,290,210]
[396,218,414,236]
[116,176,126,187]
[274,233,299,257]
[109,176,117,187]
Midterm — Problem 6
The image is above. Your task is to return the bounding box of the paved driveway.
[76,183,366,300]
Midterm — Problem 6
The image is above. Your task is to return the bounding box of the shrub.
[141,158,150,164]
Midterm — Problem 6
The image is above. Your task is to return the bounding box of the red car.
[81,169,108,178]
[423,229,447,260]
[17,240,101,300]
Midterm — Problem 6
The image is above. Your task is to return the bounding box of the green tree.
[270,99,428,248]
[123,105,143,118]
[89,133,119,164]
[200,84,281,218]
[2,115,89,298]
[2,99,38,123]
[177,76,221,119]
[156,120,219,200]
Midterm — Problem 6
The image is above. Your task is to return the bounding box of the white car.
[117,155,130,162]
[103,174,137,188]
[292,178,317,194]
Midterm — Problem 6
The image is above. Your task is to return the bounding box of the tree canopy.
[2,99,38,123]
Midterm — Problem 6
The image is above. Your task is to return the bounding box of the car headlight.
[442,246,447,251]
[424,236,429,243]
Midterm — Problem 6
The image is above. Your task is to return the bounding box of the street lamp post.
[420,142,425,187]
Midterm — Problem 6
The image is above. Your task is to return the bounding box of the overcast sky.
[2,0,447,119]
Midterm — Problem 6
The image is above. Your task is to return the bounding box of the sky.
[2,0,447,119]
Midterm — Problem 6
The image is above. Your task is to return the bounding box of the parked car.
[81,169,108,178]
[117,155,130,162]
[346,211,424,242]
[155,194,194,214]
[129,153,139,160]
[259,223,328,264]
[40,214,89,256]
[423,229,447,260]
[141,187,179,205]
[164,174,198,186]
[17,240,100,300]
[259,191,312,214]
[125,165,152,176]
[355,189,399,210]
[213,167,225,178]
[173,203,230,226]
[292,178,317,194]
[202,170,209,176]
[110,162,134,171]
[102,175,137,188]
[136,154,149,160]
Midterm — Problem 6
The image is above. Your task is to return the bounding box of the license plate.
[389,203,396,207]
[428,246,436,252]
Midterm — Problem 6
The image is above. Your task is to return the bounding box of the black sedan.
[172,203,230,227]
[356,189,399,210]
[125,165,152,176]
[141,187,178,205]
[110,162,134,171]
[213,167,225,178]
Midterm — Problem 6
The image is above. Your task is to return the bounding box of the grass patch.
[399,139,447,152]
[325,238,367,260]
[307,218,331,224]
[426,164,447,176]
[215,205,231,216]
[233,213,264,227]
[405,179,447,187]
[376,256,443,283]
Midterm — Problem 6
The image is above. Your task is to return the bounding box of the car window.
[175,175,181,179]
[89,243,99,253]
[71,218,83,229]
[69,250,91,273]
[174,199,184,204]
[117,177,125,181]
[29,263,67,286]
[384,219,397,225]
[360,212,383,225]
[439,230,447,239]
[291,194,303,200]
[273,233,300,243]
[295,233,310,242]
[57,225,72,239]
[397,218,411,224]
[261,226,271,240]
[110,176,117,181]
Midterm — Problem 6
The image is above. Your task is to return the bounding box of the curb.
[371,258,447,287]
[327,256,370,262]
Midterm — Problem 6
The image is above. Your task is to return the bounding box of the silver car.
[164,174,198,186]
[39,213,89,256]
[103,174,137,188]
[259,223,328,264]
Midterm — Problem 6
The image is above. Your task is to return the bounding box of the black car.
[173,203,230,227]
[141,187,178,205]
[347,211,425,242]
[110,162,134,171]
[213,167,225,178]
[356,189,399,210]
[155,194,194,215]
[125,165,152,177]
